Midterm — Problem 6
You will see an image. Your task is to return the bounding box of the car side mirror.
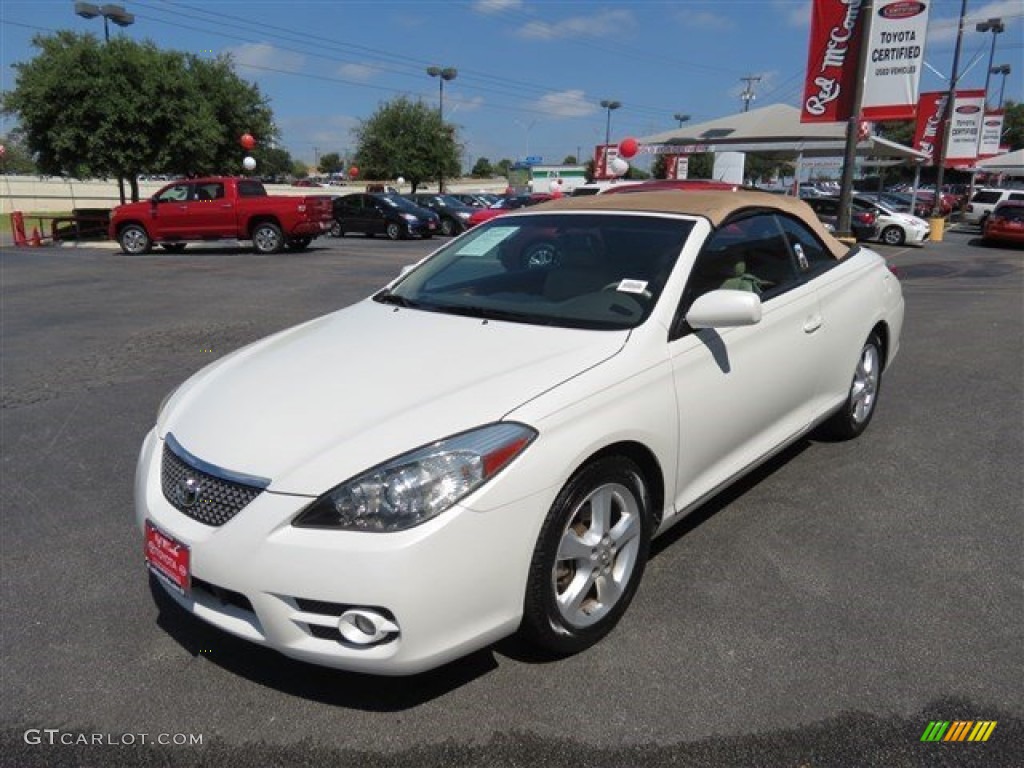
[685,290,762,329]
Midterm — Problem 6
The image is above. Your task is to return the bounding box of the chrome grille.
[161,437,267,527]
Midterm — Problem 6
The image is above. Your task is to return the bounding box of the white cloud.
[927,1,1021,45]
[517,10,635,41]
[447,94,485,114]
[685,11,733,30]
[774,0,811,28]
[336,63,380,82]
[473,0,523,13]
[223,43,304,74]
[527,90,596,119]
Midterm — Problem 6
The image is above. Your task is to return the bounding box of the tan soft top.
[535,190,850,260]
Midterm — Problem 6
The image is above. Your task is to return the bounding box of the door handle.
[220,204,233,208]
[803,314,823,333]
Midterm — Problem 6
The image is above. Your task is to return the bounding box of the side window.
[673,213,798,337]
[776,214,836,276]
[194,183,223,201]
[1009,193,1024,202]
[156,184,190,203]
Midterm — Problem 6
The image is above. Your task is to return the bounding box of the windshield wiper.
[375,290,424,309]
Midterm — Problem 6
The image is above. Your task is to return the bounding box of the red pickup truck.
[108,177,333,254]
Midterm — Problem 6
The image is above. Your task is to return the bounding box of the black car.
[451,192,500,209]
[331,193,439,240]
[405,193,477,236]
[802,196,879,241]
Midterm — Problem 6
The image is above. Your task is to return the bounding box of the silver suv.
[965,188,1024,225]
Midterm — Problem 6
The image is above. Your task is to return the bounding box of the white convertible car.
[137,191,904,675]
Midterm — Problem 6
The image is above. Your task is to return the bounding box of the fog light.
[338,609,399,645]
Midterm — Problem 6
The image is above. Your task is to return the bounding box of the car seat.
[543,233,614,301]
[720,259,764,294]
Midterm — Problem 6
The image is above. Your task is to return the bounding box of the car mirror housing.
[685,290,762,329]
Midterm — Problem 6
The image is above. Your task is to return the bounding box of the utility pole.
[932,0,969,222]
[740,75,761,112]
[313,146,320,171]
[836,0,873,239]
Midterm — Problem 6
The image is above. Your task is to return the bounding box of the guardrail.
[9,209,111,247]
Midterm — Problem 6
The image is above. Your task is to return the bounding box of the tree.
[353,96,459,192]
[257,145,296,181]
[494,158,513,179]
[470,157,494,178]
[318,152,343,174]
[2,31,277,202]
[0,129,37,174]
[1001,100,1022,151]
[562,155,578,165]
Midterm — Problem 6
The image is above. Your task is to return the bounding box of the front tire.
[251,221,284,254]
[441,218,456,236]
[118,224,151,255]
[520,456,652,655]
[386,222,402,240]
[881,225,905,246]
[821,333,883,440]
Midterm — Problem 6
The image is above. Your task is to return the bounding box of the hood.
[159,299,627,495]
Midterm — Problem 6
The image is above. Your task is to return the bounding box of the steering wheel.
[601,281,653,301]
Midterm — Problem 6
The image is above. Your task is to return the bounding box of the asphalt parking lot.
[1,227,1021,768]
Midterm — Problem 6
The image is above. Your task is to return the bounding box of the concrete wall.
[0,175,509,214]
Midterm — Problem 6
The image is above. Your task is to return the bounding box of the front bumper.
[135,429,545,675]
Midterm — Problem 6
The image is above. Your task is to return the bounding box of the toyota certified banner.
[862,0,931,120]
[978,112,1004,158]
[801,0,867,123]
[945,90,986,167]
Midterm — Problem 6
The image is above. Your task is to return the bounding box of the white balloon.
[608,157,629,177]
[242,156,257,171]
[396,176,405,185]
[549,179,560,192]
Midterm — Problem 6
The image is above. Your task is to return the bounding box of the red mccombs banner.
[802,0,931,124]
[912,90,987,167]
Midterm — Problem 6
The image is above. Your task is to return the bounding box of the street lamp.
[75,3,135,42]
[600,99,621,148]
[673,113,691,129]
[975,18,1004,110]
[427,66,457,192]
[991,64,1011,109]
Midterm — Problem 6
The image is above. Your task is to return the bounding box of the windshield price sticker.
[616,279,649,294]
[458,227,519,256]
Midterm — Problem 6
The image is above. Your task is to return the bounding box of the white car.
[855,196,931,246]
[138,191,904,675]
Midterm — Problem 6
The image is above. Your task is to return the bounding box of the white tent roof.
[975,149,1024,176]
[638,103,927,162]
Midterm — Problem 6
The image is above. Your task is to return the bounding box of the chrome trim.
[165,433,271,489]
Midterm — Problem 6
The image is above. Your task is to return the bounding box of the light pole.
[991,64,1011,109]
[74,2,134,42]
[600,99,621,148]
[75,2,135,204]
[975,18,1004,110]
[427,66,457,193]
[513,119,535,162]
[673,113,690,129]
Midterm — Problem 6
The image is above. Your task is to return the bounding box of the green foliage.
[562,155,578,165]
[494,158,513,178]
[1001,100,1022,151]
[258,145,296,179]
[353,96,460,191]
[318,152,343,174]
[651,154,668,179]
[0,130,37,174]
[1,32,277,200]
[291,160,309,178]
[470,156,494,178]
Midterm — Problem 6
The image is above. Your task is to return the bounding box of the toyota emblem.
[174,476,202,508]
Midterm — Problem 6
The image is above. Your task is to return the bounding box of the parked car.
[853,195,930,246]
[467,193,553,227]
[965,188,1024,227]
[331,193,439,240]
[109,177,334,254]
[451,192,500,208]
[602,179,741,195]
[405,193,477,236]
[138,189,904,675]
[802,196,879,241]
[981,201,1024,246]
[291,179,324,188]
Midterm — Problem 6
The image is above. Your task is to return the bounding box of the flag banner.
[801,0,868,123]
[978,112,1004,158]
[945,90,986,167]
[862,0,931,120]
[912,91,947,165]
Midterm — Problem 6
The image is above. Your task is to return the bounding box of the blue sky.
[1,0,1021,171]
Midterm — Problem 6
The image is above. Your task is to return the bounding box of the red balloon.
[618,137,638,159]
[239,133,256,150]
[348,166,359,178]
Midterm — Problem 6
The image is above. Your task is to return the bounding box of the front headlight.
[292,423,537,532]
[456,211,471,220]
[401,213,417,222]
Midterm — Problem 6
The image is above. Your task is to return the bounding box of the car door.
[151,182,193,238]
[667,212,826,512]
[180,181,227,237]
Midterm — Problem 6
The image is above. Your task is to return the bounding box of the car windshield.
[380,194,423,212]
[376,212,694,331]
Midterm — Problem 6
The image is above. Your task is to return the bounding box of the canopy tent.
[638,103,928,163]
[974,149,1024,176]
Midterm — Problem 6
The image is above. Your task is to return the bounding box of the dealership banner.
[978,111,1004,158]
[911,91,947,164]
[802,0,867,123]
[945,90,986,167]
[862,0,931,120]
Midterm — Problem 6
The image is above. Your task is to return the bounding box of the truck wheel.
[252,222,284,254]
[118,224,151,255]
[287,237,312,251]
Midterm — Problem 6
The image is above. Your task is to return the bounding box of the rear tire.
[329,219,343,238]
[821,333,883,440]
[251,222,284,254]
[520,456,652,655]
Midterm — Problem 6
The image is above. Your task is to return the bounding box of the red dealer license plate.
[145,521,191,596]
